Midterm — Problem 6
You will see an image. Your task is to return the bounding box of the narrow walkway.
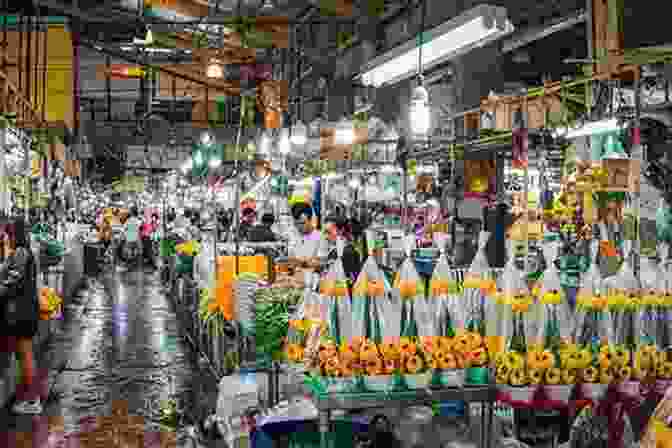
[2,268,219,447]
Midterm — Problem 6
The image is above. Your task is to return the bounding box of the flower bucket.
[440,370,465,388]
[326,377,355,393]
[404,373,432,389]
[655,379,672,396]
[364,375,393,392]
[505,386,537,405]
[581,383,608,401]
[618,380,641,399]
[544,385,573,405]
[465,367,489,385]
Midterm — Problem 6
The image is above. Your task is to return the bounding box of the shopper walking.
[0,220,41,414]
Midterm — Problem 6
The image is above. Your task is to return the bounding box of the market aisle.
[2,268,219,447]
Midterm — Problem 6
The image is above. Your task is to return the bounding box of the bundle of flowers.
[423,333,487,387]
[633,344,672,397]
[495,350,537,404]
[39,287,62,320]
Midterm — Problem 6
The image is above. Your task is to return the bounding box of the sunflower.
[582,366,599,383]
[598,346,614,370]
[614,366,632,382]
[503,352,525,370]
[577,349,593,369]
[612,346,630,367]
[405,355,424,374]
[562,369,578,385]
[509,368,528,386]
[528,368,544,385]
[496,365,511,384]
[528,350,555,370]
[545,368,562,385]
[658,362,672,379]
[600,369,614,384]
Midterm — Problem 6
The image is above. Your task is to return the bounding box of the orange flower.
[399,337,417,356]
[453,334,471,353]
[379,342,400,360]
[405,355,424,374]
[383,358,397,374]
[437,337,453,353]
[467,347,488,366]
[360,341,379,361]
[285,344,303,362]
[421,336,437,354]
[339,344,358,362]
[350,336,366,350]
[318,342,337,361]
[433,350,447,363]
[365,357,384,376]
[465,332,483,351]
[325,357,340,373]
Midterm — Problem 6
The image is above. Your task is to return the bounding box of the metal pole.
[633,70,642,278]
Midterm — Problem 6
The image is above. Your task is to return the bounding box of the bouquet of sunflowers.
[576,343,631,401]
[424,332,487,387]
[632,344,672,397]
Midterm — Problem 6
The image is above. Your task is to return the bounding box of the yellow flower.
[598,346,614,369]
[463,275,482,289]
[528,368,544,385]
[496,365,511,384]
[527,350,555,370]
[658,362,672,379]
[615,366,632,382]
[600,369,614,384]
[582,366,599,383]
[509,368,528,386]
[545,368,562,385]
[562,369,578,385]
[612,346,630,366]
[503,352,525,370]
[541,290,562,305]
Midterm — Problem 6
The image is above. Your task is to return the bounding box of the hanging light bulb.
[206,62,223,79]
[279,128,291,154]
[349,177,360,189]
[410,84,430,136]
[201,132,213,145]
[290,120,307,145]
[334,117,354,145]
[209,157,222,168]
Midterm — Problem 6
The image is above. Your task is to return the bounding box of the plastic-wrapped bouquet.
[319,238,352,346]
[430,232,465,339]
[351,231,392,343]
[392,235,427,338]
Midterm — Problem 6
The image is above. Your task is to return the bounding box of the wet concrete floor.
[2,267,219,447]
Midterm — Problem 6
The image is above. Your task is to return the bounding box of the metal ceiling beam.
[79,39,239,92]
[502,9,587,54]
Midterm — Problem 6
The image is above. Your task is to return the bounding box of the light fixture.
[563,118,619,139]
[409,84,431,136]
[290,120,307,145]
[206,61,223,79]
[358,5,514,87]
[334,117,354,145]
[349,177,361,189]
[279,128,291,154]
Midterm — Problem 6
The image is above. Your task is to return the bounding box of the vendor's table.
[303,385,496,448]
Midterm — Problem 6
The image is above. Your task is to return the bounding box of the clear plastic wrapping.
[393,235,426,337]
[319,239,352,345]
[534,241,574,347]
[601,239,641,347]
[465,231,493,336]
[351,231,390,343]
[430,232,465,337]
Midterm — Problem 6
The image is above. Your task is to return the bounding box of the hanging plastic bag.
[430,232,464,337]
[464,231,495,335]
[601,239,640,347]
[319,238,352,345]
[393,235,424,338]
[535,241,573,348]
[492,239,523,343]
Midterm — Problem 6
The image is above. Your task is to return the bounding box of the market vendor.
[323,215,362,283]
[288,206,322,262]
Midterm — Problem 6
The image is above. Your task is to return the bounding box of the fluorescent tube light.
[563,118,619,139]
[358,5,514,87]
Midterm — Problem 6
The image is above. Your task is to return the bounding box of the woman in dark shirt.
[0,220,41,414]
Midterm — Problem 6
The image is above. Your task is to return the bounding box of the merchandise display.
[2,2,672,448]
